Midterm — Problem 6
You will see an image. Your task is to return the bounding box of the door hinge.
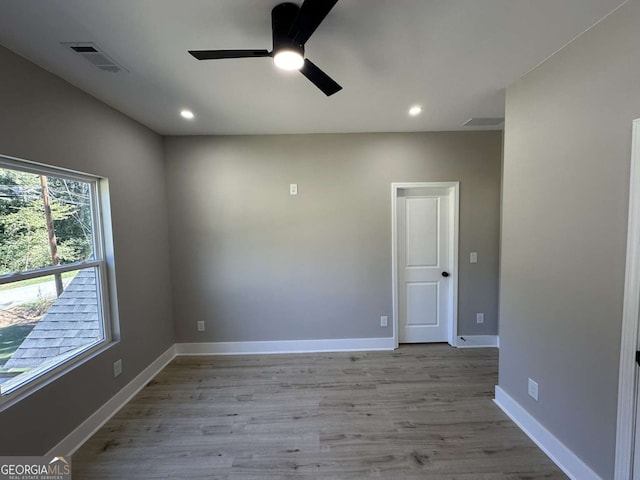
[636,351,640,367]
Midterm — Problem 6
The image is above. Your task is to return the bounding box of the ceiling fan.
[189,0,342,96]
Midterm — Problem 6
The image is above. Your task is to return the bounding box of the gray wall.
[165,132,501,343]
[499,1,640,477]
[0,46,174,454]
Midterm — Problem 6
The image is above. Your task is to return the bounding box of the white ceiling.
[0,0,626,135]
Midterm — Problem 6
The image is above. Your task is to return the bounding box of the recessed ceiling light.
[273,50,304,71]
[180,109,195,120]
[408,105,422,116]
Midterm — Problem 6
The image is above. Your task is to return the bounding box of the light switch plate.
[290,184,298,195]
[470,252,478,263]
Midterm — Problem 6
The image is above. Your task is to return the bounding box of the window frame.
[0,154,118,408]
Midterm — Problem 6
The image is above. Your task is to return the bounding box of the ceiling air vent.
[61,42,128,73]
[463,117,504,127]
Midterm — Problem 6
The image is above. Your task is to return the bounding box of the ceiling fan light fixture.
[273,50,304,71]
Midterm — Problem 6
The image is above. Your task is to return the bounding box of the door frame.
[616,119,640,480]
[391,182,459,348]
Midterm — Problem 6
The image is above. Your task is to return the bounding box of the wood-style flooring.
[72,344,566,479]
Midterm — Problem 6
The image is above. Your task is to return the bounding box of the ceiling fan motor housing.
[272,3,304,57]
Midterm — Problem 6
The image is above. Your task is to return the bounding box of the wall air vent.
[463,117,505,127]
[61,42,128,73]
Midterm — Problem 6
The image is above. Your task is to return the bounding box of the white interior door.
[634,342,640,480]
[617,119,640,480]
[397,187,453,343]
[635,391,640,480]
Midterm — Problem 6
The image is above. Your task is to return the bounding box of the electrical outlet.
[290,184,298,195]
[380,316,388,327]
[476,312,484,324]
[197,321,205,332]
[113,359,122,378]
[528,378,539,401]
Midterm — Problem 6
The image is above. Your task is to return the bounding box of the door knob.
[442,271,450,277]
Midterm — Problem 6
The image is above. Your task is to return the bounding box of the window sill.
[0,339,119,413]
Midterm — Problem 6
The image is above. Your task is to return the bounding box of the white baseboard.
[494,386,602,480]
[47,345,176,457]
[455,335,499,348]
[176,337,396,355]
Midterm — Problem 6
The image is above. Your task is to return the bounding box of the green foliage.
[0,168,94,275]
[0,200,74,273]
[20,297,56,318]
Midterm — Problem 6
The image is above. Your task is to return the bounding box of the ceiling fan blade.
[300,59,342,96]
[189,49,270,60]
[288,0,339,46]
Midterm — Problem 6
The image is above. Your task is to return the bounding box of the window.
[0,155,115,397]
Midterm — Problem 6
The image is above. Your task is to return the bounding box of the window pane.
[0,168,94,275]
[0,268,103,391]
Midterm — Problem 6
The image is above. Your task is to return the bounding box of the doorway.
[391,182,459,348]
[615,118,640,480]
